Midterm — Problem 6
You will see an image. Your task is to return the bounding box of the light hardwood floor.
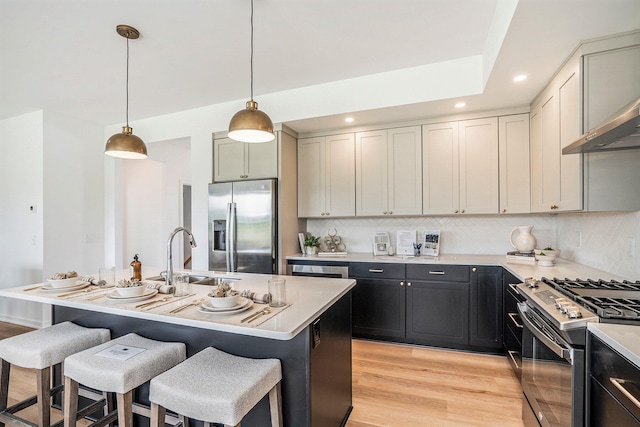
[1,323,523,427]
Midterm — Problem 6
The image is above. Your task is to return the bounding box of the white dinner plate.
[197,298,253,315]
[106,288,158,302]
[40,282,89,292]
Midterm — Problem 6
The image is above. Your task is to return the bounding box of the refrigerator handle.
[225,203,232,272]
[228,202,237,272]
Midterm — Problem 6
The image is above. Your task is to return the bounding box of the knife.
[140,293,195,311]
[59,286,99,298]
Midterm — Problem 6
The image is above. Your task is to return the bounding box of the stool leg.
[63,376,79,427]
[36,367,51,427]
[268,382,283,427]
[0,359,9,427]
[149,402,165,427]
[116,391,133,427]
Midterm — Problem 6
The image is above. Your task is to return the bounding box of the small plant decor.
[304,234,321,254]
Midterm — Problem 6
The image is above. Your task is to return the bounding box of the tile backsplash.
[306,211,639,279]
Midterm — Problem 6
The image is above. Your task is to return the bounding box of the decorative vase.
[510,225,537,253]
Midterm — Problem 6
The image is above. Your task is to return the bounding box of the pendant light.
[105,25,148,159]
[228,0,275,143]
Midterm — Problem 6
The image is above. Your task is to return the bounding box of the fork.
[169,298,204,314]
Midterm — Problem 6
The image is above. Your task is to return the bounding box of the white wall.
[0,112,45,327]
[0,110,104,327]
[121,138,191,271]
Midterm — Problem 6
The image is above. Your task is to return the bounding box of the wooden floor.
[1,323,523,427]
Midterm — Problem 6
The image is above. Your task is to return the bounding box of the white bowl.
[115,284,146,297]
[535,253,556,266]
[534,248,560,257]
[48,277,79,288]
[208,294,240,308]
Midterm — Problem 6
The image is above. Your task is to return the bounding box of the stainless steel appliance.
[516,277,640,427]
[288,263,349,279]
[208,179,277,274]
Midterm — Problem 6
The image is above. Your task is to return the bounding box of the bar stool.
[149,347,282,427]
[63,333,186,427]
[0,321,111,427]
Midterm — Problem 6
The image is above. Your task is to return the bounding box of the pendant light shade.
[105,25,148,159]
[228,0,275,143]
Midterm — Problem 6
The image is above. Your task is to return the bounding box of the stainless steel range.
[516,277,640,427]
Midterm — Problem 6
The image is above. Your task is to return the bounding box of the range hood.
[563,96,640,154]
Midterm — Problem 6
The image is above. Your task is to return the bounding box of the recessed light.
[455,102,466,108]
[345,117,354,123]
[513,74,527,82]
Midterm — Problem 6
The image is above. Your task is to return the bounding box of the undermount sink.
[144,275,239,285]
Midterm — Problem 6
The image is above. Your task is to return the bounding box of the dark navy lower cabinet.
[470,266,503,349]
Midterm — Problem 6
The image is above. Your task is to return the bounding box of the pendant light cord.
[125,35,130,126]
[250,0,254,101]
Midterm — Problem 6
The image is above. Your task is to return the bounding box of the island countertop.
[0,272,355,341]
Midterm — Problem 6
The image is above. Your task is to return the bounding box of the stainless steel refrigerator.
[208,179,277,273]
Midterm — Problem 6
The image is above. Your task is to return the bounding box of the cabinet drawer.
[349,263,405,279]
[589,334,640,421]
[406,264,469,282]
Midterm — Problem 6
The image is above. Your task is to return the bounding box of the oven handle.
[517,303,573,363]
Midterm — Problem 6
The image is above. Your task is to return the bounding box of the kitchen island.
[0,273,356,427]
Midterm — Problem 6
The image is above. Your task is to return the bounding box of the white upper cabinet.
[530,59,582,213]
[213,137,278,182]
[355,126,422,216]
[498,114,530,214]
[297,133,355,218]
[423,118,498,215]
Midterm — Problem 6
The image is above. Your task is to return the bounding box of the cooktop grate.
[542,277,640,291]
[577,296,640,320]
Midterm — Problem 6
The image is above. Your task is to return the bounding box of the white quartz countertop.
[588,323,640,367]
[287,252,632,282]
[0,272,355,341]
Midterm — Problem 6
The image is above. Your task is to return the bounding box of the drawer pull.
[429,271,445,275]
[610,377,640,410]
[508,312,523,329]
[368,269,384,273]
[508,283,520,294]
[507,350,521,370]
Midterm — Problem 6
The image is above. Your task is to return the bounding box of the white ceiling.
[1,0,639,135]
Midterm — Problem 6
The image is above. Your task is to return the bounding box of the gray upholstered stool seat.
[0,321,111,427]
[149,347,282,427]
[63,333,186,427]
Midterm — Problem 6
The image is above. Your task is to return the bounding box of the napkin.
[240,290,270,304]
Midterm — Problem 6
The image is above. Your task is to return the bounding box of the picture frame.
[423,230,441,257]
[373,232,390,256]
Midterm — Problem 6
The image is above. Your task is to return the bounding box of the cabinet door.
[422,122,459,215]
[246,138,278,180]
[406,280,469,345]
[325,133,355,217]
[530,93,561,212]
[352,278,406,338]
[459,117,499,214]
[558,70,582,211]
[297,137,325,217]
[469,266,503,348]
[499,114,530,214]
[214,138,246,182]
[355,130,389,216]
[387,126,422,215]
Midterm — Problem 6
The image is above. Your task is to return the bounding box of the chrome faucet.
[166,227,197,286]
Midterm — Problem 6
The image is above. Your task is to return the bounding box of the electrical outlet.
[576,231,582,247]
[625,237,636,258]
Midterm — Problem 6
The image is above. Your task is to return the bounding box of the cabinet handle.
[454,210,459,214]
[461,210,465,213]
[400,281,404,286]
[321,212,325,216]
[326,212,330,216]
[508,312,523,329]
[388,211,393,215]
[610,378,640,410]
[507,350,521,370]
[383,211,388,215]
[550,204,559,210]
[429,271,445,275]
[472,267,477,272]
[407,282,412,287]
[368,269,384,273]
[502,209,507,213]
[508,283,520,294]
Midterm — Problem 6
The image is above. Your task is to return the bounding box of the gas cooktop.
[542,277,640,323]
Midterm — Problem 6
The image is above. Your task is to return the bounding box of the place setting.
[36,271,91,293]
[104,279,158,304]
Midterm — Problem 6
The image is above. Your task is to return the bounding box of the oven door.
[518,303,585,427]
